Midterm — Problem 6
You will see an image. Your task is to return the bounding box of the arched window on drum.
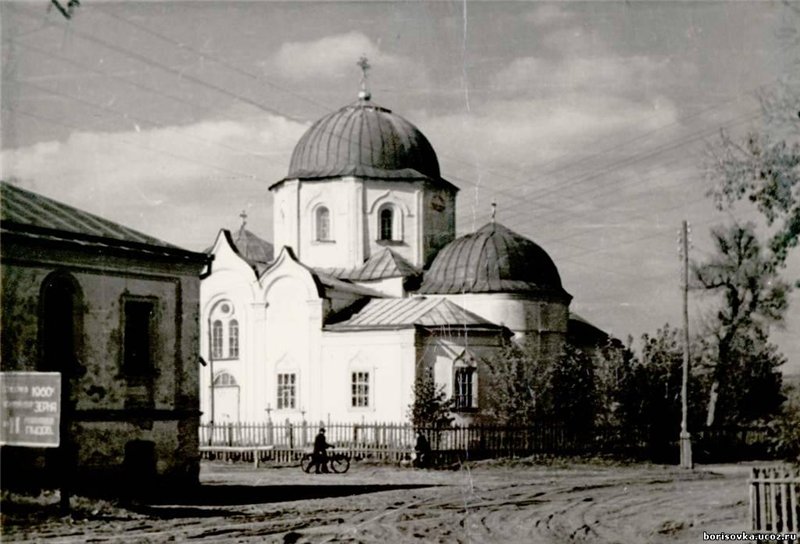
[377,203,402,242]
[315,206,331,242]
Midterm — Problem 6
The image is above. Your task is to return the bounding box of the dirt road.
[1,460,750,543]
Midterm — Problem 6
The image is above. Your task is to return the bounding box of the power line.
[7,39,219,119]
[6,2,777,254]
[465,109,761,229]
[17,79,287,164]
[91,4,334,116]
[18,2,773,225]
[3,105,276,185]
[10,5,309,125]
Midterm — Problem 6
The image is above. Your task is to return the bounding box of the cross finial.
[491,200,497,224]
[357,55,371,101]
[239,210,247,228]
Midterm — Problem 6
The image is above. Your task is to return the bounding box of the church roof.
[318,248,419,281]
[312,270,387,299]
[0,181,205,262]
[272,98,456,192]
[230,226,273,272]
[326,296,504,331]
[418,222,571,299]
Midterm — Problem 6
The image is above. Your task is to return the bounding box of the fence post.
[287,419,294,450]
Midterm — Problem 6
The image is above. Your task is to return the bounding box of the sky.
[1,1,798,373]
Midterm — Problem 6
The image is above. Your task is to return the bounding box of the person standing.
[312,427,333,474]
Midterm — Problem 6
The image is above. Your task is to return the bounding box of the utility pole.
[679,220,693,469]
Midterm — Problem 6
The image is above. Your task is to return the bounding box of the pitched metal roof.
[418,222,571,299]
[325,296,503,331]
[317,248,419,282]
[0,181,206,262]
[313,270,387,299]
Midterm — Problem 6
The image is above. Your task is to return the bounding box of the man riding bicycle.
[312,427,334,473]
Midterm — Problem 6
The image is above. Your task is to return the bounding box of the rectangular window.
[351,371,369,408]
[123,299,155,376]
[454,368,474,410]
[277,373,296,410]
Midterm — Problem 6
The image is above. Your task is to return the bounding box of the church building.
[200,79,577,426]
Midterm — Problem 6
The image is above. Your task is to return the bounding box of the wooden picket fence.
[198,421,649,465]
[750,467,800,533]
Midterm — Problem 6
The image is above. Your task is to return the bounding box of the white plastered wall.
[318,329,417,424]
[200,231,265,424]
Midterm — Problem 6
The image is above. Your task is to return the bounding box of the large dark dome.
[418,222,571,298]
[283,99,441,183]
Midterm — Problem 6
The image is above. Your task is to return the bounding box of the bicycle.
[300,451,351,473]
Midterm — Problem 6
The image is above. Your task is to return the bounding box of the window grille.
[277,373,296,410]
[351,371,369,407]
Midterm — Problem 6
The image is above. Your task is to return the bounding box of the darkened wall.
[1,237,203,494]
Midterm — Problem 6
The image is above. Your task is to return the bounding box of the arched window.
[380,208,393,241]
[209,300,239,360]
[228,320,239,359]
[315,206,330,241]
[453,351,479,411]
[213,372,237,386]
[454,368,475,410]
[211,320,223,359]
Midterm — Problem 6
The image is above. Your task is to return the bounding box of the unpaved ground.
[1,460,751,543]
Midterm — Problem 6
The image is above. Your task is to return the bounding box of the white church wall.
[317,329,417,424]
[421,332,507,426]
[424,293,568,337]
[262,276,323,423]
[365,181,421,267]
[272,180,300,259]
[297,178,363,268]
[200,232,265,424]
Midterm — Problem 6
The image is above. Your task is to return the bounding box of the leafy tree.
[551,343,596,431]
[408,366,453,429]
[707,129,800,265]
[693,223,789,425]
[705,5,800,268]
[482,338,596,429]
[592,337,636,428]
[628,325,683,434]
[481,338,543,425]
[766,378,800,463]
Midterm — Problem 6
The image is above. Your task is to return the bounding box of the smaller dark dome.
[418,222,570,298]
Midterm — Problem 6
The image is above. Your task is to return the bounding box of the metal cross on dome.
[239,210,247,228]
[357,55,371,101]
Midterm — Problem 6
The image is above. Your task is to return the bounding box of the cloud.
[271,31,425,87]
[423,95,679,172]
[495,55,689,97]
[524,4,575,26]
[1,114,308,250]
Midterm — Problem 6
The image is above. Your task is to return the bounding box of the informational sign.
[0,372,61,448]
